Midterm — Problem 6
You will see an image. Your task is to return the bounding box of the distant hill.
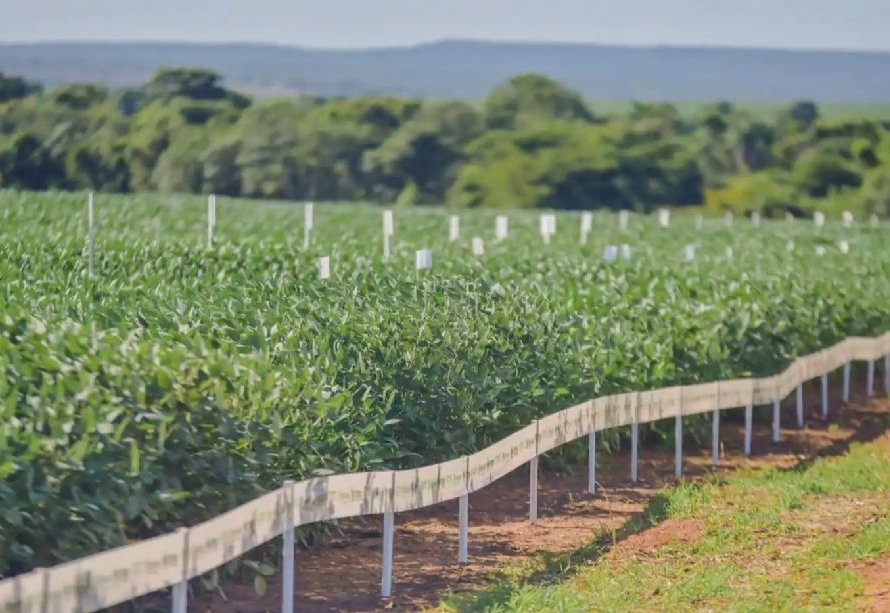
[3,40,890,103]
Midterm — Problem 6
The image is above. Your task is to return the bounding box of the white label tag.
[815,245,826,256]
[495,215,508,240]
[540,214,556,237]
[383,210,394,236]
[751,211,760,227]
[842,211,853,227]
[619,210,629,230]
[603,245,618,261]
[838,240,850,254]
[317,256,330,279]
[415,249,432,270]
[725,247,733,259]
[620,244,632,260]
[684,244,696,261]
[449,215,460,241]
[814,211,825,227]
[580,212,593,234]
[304,202,314,230]
[786,212,795,223]
[695,214,703,230]
[724,212,733,227]
[658,209,670,227]
[472,237,484,256]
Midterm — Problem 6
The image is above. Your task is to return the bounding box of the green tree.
[484,74,594,130]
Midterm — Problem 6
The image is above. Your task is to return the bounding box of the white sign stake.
[620,244,632,260]
[751,211,761,227]
[725,247,734,259]
[695,214,703,230]
[87,191,95,276]
[449,215,460,242]
[603,245,618,261]
[317,256,330,280]
[658,208,670,228]
[786,212,795,223]
[683,244,696,261]
[580,212,593,244]
[495,215,508,240]
[838,240,850,254]
[303,202,314,250]
[472,237,484,256]
[415,249,432,270]
[618,210,629,230]
[724,211,734,228]
[842,211,853,227]
[540,214,556,244]
[814,211,825,227]
[207,194,216,245]
[382,210,394,259]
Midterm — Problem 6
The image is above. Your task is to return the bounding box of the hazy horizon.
[2,0,890,52]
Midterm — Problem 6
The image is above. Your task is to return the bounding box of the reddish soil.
[854,556,890,612]
[194,377,889,613]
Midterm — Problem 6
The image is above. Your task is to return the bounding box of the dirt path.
[195,378,888,612]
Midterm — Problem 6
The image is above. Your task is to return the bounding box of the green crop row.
[1,190,888,577]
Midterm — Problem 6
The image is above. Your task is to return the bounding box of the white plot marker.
[303,202,314,250]
[317,256,330,280]
[87,191,95,276]
[683,244,696,261]
[842,210,854,227]
[724,211,734,228]
[695,214,703,230]
[207,194,216,245]
[603,245,618,261]
[618,210,629,230]
[382,210,394,259]
[580,212,593,244]
[838,240,850,254]
[751,211,761,227]
[620,244,632,260]
[658,208,670,228]
[814,211,825,227]
[540,213,556,244]
[472,237,485,256]
[449,215,460,242]
[495,215,509,240]
[415,249,432,270]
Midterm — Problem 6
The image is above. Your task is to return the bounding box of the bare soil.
[194,377,889,613]
[854,556,890,612]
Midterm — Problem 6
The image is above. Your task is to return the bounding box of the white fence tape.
[2,333,890,610]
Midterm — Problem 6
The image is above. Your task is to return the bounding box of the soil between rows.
[195,376,889,612]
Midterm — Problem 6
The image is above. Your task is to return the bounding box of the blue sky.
[2,0,889,51]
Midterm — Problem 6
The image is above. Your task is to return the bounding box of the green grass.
[440,420,890,612]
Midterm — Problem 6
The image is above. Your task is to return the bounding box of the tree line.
[1,67,889,216]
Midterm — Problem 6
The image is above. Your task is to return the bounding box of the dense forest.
[1,67,889,216]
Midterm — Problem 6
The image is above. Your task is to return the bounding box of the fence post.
[867,360,875,397]
[796,384,804,428]
[674,415,683,478]
[281,480,295,613]
[744,403,753,456]
[772,399,780,443]
[381,511,394,598]
[458,492,469,563]
[843,363,851,403]
[885,355,890,394]
[821,374,829,418]
[711,408,720,466]
[529,456,539,524]
[171,527,189,613]
[630,422,639,483]
[587,431,596,494]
